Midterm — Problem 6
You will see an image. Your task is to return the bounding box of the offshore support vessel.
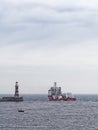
[48,82,76,101]
[0,82,23,102]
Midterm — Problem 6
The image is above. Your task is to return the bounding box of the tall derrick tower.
[14,82,19,97]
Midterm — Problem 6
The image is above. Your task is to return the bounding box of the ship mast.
[54,82,57,88]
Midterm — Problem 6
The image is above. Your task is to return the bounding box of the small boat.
[18,109,24,112]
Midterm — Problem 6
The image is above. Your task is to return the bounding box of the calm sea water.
[0,94,98,130]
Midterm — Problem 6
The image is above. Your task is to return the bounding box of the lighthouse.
[0,81,23,102]
[14,82,19,97]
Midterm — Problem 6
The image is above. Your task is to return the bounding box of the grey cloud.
[0,0,98,24]
[0,0,98,48]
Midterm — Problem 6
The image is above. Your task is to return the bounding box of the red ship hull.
[48,96,76,101]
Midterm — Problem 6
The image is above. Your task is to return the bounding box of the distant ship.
[0,82,23,102]
[48,82,76,101]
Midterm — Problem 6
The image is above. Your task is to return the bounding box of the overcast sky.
[0,0,98,94]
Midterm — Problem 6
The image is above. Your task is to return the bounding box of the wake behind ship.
[48,82,76,101]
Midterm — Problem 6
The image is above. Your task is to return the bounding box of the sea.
[0,94,98,130]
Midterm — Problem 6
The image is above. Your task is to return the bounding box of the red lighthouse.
[14,82,19,97]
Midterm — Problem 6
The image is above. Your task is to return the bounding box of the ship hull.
[48,96,76,101]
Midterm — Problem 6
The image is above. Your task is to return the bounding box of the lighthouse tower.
[14,82,19,97]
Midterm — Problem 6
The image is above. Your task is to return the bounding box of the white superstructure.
[48,82,62,99]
